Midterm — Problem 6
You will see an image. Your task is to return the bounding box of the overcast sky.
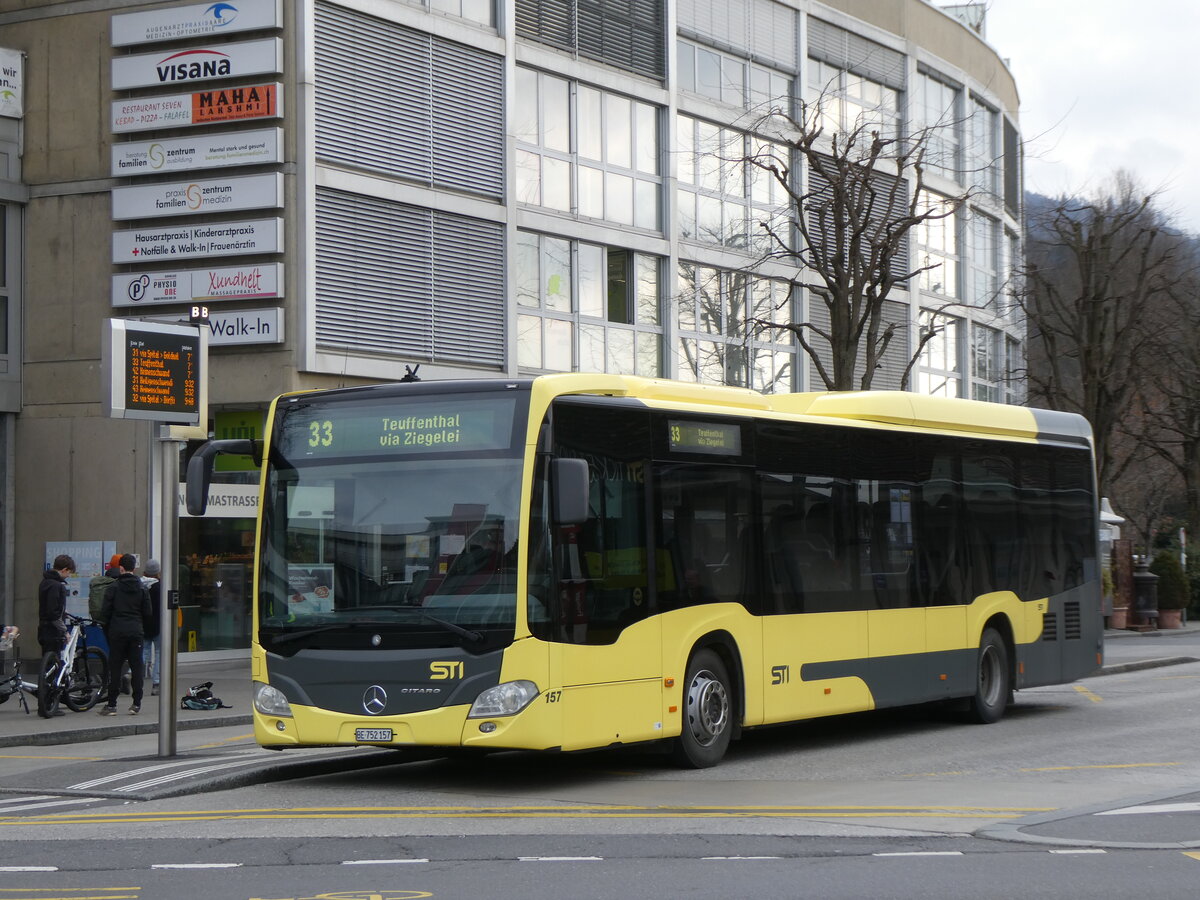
[983,0,1200,234]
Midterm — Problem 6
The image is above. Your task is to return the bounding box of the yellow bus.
[186,374,1102,767]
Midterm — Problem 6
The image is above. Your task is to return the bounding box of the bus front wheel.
[672,649,733,768]
[965,628,1011,724]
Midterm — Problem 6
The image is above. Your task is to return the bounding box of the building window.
[515,0,666,79]
[917,311,961,397]
[807,58,900,139]
[1005,336,1024,405]
[517,231,662,376]
[676,262,796,393]
[971,324,1002,402]
[968,209,999,308]
[426,0,494,26]
[915,70,960,181]
[678,40,792,115]
[515,68,661,231]
[1003,228,1022,319]
[916,191,959,298]
[966,96,999,197]
[676,114,790,254]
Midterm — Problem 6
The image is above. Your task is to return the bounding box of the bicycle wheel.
[37,651,62,716]
[64,646,108,712]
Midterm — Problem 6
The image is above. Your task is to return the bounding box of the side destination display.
[112,218,283,263]
[101,319,207,426]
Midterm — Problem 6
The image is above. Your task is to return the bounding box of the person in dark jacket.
[97,554,152,716]
[37,554,75,718]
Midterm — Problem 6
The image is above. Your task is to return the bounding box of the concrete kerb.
[977,785,1200,851]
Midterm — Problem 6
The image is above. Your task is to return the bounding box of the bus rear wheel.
[965,628,1011,724]
[672,649,733,768]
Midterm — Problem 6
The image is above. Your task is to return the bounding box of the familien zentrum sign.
[112,217,284,263]
[112,172,283,220]
[111,37,281,90]
[112,263,284,307]
[111,128,281,176]
[112,83,280,134]
[112,0,281,47]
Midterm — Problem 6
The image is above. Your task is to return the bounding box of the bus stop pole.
[158,429,183,758]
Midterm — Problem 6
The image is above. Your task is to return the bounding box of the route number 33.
[308,419,334,448]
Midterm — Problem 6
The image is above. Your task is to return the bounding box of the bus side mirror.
[551,458,589,526]
[185,439,263,516]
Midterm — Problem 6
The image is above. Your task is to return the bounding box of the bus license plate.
[355,728,393,743]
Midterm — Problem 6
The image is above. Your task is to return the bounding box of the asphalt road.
[0,627,1196,898]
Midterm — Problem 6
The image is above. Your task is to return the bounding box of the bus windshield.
[257,388,527,654]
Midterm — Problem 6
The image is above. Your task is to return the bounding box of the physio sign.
[112,263,284,307]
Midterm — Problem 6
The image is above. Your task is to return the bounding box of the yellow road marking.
[1073,684,1103,703]
[0,755,104,761]
[0,803,1051,827]
[1184,851,1200,861]
[0,891,139,897]
[1020,763,1179,772]
[189,733,256,750]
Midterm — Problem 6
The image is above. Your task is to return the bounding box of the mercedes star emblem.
[362,684,388,715]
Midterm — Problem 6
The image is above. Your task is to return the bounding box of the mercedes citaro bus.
[186,374,1102,767]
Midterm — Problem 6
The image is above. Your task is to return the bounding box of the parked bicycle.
[38,614,109,714]
[0,658,37,715]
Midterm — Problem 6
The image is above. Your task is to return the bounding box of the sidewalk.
[0,654,251,748]
[3,624,1199,749]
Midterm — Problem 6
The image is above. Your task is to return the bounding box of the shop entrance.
[178,514,255,652]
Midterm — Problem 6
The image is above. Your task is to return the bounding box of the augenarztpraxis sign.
[111,0,282,47]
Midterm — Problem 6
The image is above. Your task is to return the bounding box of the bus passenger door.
[555,460,663,752]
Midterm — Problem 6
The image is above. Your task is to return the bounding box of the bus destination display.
[667,419,741,455]
[281,397,517,459]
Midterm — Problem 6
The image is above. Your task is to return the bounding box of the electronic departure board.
[667,419,742,455]
[102,319,206,425]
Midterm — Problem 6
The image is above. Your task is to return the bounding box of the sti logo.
[429,661,464,680]
[205,3,240,26]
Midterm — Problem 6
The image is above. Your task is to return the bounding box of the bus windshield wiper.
[420,613,484,646]
[264,624,352,647]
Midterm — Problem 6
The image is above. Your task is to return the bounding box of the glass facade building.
[0,0,1026,654]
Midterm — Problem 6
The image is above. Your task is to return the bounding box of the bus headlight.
[467,680,539,718]
[253,681,293,718]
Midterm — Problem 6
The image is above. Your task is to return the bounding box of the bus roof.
[529,373,1093,448]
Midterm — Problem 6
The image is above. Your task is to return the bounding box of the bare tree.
[1128,244,1200,533]
[738,94,978,391]
[1021,174,1181,491]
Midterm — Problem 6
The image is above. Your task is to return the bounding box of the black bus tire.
[965,628,1011,724]
[672,648,734,768]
